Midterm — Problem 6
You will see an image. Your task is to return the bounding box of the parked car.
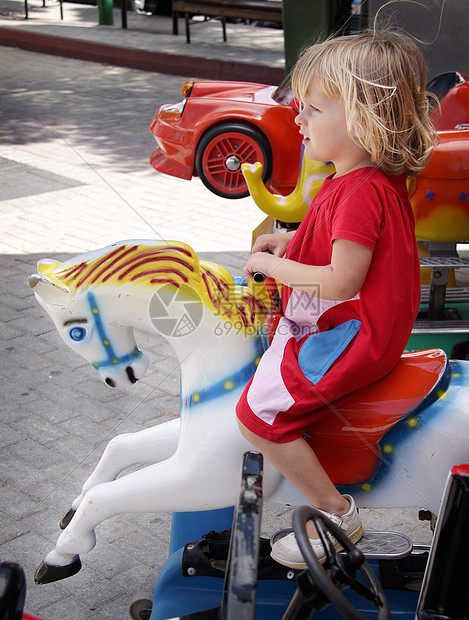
[149,78,301,199]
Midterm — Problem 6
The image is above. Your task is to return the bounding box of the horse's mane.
[39,241,270,331]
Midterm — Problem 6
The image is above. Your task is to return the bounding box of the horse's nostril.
[126,366,138,384]
[105,377,116,388]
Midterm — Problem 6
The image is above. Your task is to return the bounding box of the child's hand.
[251,232,294,257]
[244,251,278,281]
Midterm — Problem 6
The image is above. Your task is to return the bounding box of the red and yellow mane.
[38,241,270,332]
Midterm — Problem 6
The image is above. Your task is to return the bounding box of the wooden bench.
[172,0,283,43]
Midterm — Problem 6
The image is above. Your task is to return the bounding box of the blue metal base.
[150,547,297,620]
[150,510,420,620]
[168,508,235,556]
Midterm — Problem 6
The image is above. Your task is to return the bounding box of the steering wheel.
[292,506,391,620]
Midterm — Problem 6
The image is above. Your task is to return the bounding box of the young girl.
[236,30,437,569]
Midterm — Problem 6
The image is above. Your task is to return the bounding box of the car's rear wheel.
[195,123,272,199]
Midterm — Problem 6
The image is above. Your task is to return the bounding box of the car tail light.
[182,81,194,98]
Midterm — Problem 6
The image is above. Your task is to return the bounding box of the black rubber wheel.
[195,123,272,199]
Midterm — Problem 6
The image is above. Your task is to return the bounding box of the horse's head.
[27,258,149,389]
[28,240,271,390]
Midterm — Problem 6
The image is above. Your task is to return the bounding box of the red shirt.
[285,166,420,375]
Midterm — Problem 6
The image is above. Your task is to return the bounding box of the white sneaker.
[270,494,363,569]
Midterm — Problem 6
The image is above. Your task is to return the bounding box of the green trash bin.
[98,0,114,25]
[282,0,360,73]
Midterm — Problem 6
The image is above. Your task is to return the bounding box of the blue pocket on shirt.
[298,319,362,385]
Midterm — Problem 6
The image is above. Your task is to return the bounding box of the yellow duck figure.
[242,148,335,224]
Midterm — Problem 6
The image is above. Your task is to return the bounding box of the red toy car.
[149,79,301,199]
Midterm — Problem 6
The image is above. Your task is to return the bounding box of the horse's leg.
[61,418,180,528]
[36,447,244,583]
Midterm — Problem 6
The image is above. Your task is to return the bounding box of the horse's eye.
[69,326,87,342]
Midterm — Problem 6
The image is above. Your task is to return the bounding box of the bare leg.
[237,420,349,537]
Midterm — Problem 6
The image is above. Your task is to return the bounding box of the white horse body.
[27,240,469,577]
[343,360,469,512]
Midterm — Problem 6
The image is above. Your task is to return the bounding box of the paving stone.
[0,421,28,447]
[11,413,70,445]
[122,511,173,542]
[35,595,105,620]
[0,157,83,200]
[0,396,24,423]
[68,395,140,426]
[0,302,21,322]
[77,527,142,579]
[3,436,64,470]
[3,346,55,374]
[0,465,70,506]
[11,396,81,425]
[73,374,156,404]
[47,433,102,463]
[56,414,116,444]
[19,505,71,543]
[0,321,23,339]
[108,563,158,605]
[0,510,31,545]
[93,593,135,620]
[0,482,40,519]
[6,333,58,355]
[30,464,91,512]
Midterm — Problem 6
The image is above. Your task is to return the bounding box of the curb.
[0,26,285,82]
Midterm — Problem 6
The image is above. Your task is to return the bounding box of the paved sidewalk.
[0,45,433,620]
[0,0,286,81]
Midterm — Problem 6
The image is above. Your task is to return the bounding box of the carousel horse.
[28,240,469,583]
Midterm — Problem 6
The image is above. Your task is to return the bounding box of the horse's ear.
[37,259,61,274]
[27,274,70,306]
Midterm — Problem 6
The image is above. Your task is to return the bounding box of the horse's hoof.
[59,507,76,529]
[34,557,82,584]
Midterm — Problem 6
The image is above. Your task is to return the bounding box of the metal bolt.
[225,155,241,171]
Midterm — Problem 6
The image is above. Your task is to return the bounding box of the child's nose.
[294,106,308,126]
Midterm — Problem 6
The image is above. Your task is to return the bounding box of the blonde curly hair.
[291,31,438,176]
